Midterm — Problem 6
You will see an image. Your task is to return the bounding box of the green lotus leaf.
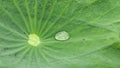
[0,0,120,68]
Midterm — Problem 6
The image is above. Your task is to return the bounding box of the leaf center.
[28,34,40,46]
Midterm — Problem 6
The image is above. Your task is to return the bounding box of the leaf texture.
[0,0,120,68]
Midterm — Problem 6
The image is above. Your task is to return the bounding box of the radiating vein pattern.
[0,0,120,68]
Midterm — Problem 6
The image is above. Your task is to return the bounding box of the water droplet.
[55,31,70,41]
[28,34,40,46]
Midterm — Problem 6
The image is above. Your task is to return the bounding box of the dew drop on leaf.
[55,31,70,41]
